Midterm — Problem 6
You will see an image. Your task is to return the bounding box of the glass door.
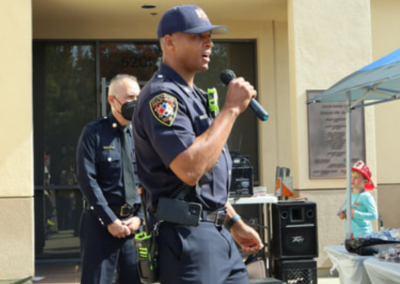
[33,40,257,262]
[33,41,163,261]
[33,41,97,260]
[98,41,163,116]
[99,41,162,87]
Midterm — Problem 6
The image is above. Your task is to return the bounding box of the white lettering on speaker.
[292,236,305,243]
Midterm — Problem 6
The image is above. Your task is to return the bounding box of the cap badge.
[150,93,178,127]
[354,161,364,168]
[195,8,208,20]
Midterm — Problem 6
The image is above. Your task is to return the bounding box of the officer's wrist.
[227,214,241,230]
[134,216,143,225]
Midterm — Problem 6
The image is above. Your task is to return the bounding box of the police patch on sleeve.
[150,93,178,127]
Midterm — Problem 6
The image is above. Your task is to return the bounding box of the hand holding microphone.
[220,70,269,121]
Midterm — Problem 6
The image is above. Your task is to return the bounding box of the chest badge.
[150,93,178,127]
[103,146,115,150]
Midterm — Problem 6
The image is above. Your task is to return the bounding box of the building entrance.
[33,40,257,262]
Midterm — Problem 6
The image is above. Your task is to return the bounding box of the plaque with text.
[307,90,365,179]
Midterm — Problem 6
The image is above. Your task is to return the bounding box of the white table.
[229,194,278,277]
[364,257,400,284]
[229,194,278,205]
[324,245,372,284]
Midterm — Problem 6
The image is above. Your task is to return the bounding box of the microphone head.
[220,69,236,85]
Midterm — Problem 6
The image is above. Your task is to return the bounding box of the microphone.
[220,69,269,121]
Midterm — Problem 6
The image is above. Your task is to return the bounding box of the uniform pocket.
[194,114,211,136]
[96,150,122,182]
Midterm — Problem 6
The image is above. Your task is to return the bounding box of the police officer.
[133,5,263,284]
[77,74,143,284]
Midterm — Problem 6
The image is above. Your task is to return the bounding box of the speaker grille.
[272,201,318,260]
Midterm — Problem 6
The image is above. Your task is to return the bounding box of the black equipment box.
[345,238,400,256]
[273,259,317,284]
[229,166,253,197]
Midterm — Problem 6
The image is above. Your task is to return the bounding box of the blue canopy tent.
[306,47,400,238]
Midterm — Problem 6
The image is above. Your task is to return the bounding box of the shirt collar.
[107,112,132,135]
[159,63,194,97]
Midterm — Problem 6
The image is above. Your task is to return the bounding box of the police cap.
[157,5,229,39]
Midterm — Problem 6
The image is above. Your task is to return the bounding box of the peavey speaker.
[271,201,318,260]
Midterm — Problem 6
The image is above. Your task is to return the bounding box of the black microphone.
[220,69,269,121]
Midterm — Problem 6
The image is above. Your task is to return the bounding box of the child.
[338,160,378,238]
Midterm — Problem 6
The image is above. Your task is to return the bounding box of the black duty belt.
[84,200,138,218]
[201,209,227,226]
[109,204,139,218]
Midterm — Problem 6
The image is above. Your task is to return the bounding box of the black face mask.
[114,96,136,121]
[121,100,136,121]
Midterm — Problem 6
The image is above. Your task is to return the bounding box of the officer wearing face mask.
[77,74,143,284]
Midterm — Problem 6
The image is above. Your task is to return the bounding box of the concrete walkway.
[28,262,341,284]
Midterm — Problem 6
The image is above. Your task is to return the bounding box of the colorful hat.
[157,5,229,39]
[351,160,374,190]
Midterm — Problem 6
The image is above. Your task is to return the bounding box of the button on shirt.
[77,113,141,226]
[133,63,232,214]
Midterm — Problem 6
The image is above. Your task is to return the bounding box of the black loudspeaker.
[271,201,318,260]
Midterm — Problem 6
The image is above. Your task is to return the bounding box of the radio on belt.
[229,153,253,197]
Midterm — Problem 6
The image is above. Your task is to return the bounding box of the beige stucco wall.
[377,185,399,229]
[371,0,400,229]
[288,0,376,268]
[0,0,34,281]
[288,0,375,190]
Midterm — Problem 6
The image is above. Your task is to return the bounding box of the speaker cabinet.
[271,201,318,260]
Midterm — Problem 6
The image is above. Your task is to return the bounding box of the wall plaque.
[307,90,365,178]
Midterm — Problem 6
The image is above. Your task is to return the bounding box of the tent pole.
[346,91,352,239]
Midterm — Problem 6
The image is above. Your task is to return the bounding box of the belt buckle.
[215,210,226,226]
[120,204,132,217]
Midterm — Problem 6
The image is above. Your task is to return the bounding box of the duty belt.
[109,204,139,218]
[84,200,138,218]
[201,209,227,226]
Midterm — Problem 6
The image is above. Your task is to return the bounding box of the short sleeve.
[140,92,195,168]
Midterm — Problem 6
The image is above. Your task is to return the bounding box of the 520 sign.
[121,56,156,68]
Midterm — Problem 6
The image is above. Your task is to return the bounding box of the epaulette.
[155,73,165,81]
[86,115,109,128]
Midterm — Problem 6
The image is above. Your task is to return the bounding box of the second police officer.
[77,74,143,284]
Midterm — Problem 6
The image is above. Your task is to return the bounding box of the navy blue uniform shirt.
[133,63,232,214]
[77,113,141,226]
